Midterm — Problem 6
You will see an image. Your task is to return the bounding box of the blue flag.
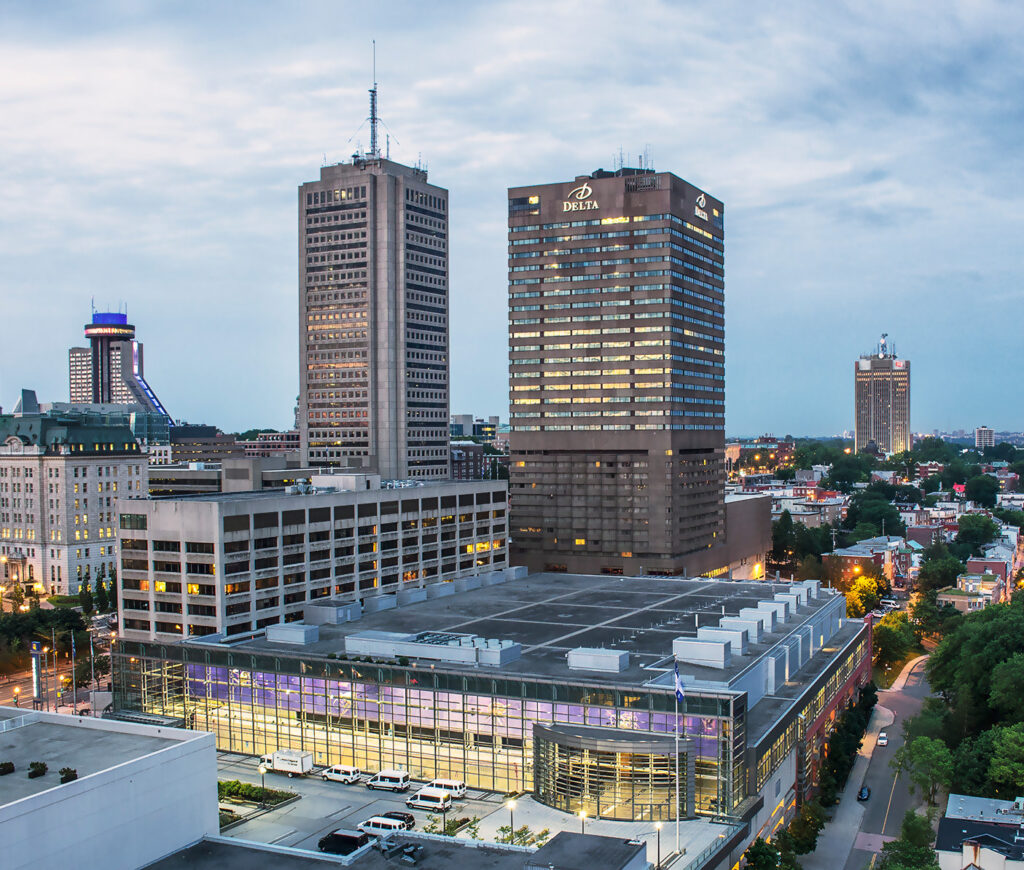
[674,662,685,704]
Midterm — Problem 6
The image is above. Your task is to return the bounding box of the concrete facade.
[0,707,217,870]
[507,168,726,576]
[117,475,508,642]
[854,338,910,454]
[298,157,450,479]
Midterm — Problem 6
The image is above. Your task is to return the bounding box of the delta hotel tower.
[508,168,729,577]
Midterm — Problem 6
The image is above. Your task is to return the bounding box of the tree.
[95,580,109,614]
[988,723,1024,798]
[77,582,94,616]
[877,811,939,870]
[873,612,914,669]
[917,555,965,594]
[952,730,998,797]
[909,590,961,639]
[988,653,1024,722]
[965,475,1001,509]
[954,514,1000,557]
[743,838,780,870]
[771,511,795,568]
[895,736,953,805]
[847,576,884,617]
[787,800,825,853]
[8,583,24,611]
[795,555,822,581]
[495,824,550,846]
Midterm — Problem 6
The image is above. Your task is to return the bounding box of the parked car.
[406,787,453,812]
[380,811,415,829]
[427,778,467,799]
[857,786,871,801]
[321,764,361,784]
[366,769,411,792]
[317,829,369,855]
[358,816,407,837]
[877,732,888,747]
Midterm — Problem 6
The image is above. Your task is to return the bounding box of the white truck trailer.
[259,749,313,777]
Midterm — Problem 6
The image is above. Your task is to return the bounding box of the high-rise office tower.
[508,168,726,576]
[854,335,911,454]
[68,311,170,416]
[298,88,449,479]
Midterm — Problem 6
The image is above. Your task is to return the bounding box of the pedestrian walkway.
[881,655,928,693]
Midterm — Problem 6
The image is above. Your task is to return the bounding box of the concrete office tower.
[298,137,450,478]
[69,311,171,417]
[854,335,911,455]
[508,168,727,576]
[975,426,995,449]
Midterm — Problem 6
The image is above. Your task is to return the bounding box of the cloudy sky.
[1,1,1021,436]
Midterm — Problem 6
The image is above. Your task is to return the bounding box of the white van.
[406,786,453,812]
[321,764,361,784]
[427,778,466,799]
[357,816,407,837]
[366,769,411,792]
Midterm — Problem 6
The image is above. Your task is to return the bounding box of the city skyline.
[2,3,1023,435]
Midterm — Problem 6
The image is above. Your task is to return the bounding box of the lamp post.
[257,763,267,808]
[656,822,662,870]
[507,798,516,840]
[579,809,586,835]
[442,805,447,837]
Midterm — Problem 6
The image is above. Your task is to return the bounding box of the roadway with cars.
[217,753,504,854]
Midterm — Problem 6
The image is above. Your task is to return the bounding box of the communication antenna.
[368,40,379,158]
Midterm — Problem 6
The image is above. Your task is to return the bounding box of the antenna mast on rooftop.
[368,40,379,158]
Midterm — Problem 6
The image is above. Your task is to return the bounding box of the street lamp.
[12,687,19,707]
[507,798,516,839]
[579,809,586,835]
[257,763,267,808]
[655,822,662,869]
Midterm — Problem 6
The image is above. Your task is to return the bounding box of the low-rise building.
[937,794,1024,870]
[117,474,508,642]
[936,573,1005,613]
[242,430,301,458]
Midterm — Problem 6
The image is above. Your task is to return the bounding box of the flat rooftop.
[145,837,529,870]
[182,573,855,696]
[0,708,180,805]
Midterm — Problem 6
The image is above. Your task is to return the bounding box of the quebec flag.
[674,661,685,703]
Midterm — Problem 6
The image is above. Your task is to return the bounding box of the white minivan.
[406,786,453,812]
[357,816,407,837]
[427,778,466,799]
[366,769,411,792]
[321,764,361,784]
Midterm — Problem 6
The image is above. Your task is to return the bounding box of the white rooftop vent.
[567,648,630,673]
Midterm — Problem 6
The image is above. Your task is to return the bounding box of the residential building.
[508,167,732,577]
[170,425,245,463]
[116,474,507,642]
[854,334,910,454]
[938,794,1024,870]
[936,573,1005,613]
[113,573,870,867]
[297,110,449,479]
[975,426,995,449]
[0,413,147,595]
[0,706,217,870]
[450,439,485,479]
[69,310,171,417]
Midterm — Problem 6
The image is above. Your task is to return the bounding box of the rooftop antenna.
[368,40,379,158]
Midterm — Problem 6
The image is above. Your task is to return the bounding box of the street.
[842,657,931,869]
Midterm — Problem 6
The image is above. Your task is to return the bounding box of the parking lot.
[217,753,505,852]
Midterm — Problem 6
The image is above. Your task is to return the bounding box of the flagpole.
[675,689,680,855]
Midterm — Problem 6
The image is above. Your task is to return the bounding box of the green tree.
[795,555,822,581]
[988,723,1024,798]
[787,800,825,853]
[95,580,109,614]
[917,555,966,594]
[874,612,914,669]
[952,730,998,797]
[988,653,1024,722]
[77,583,94,616]
[847,576,884,617]
[8,583,25,611]
[954,514,1000,557]
[743,838,780,870]
[894,736,953,805]
[876,810,939,870]
[965,475,1001,509]
[771,511,796,567]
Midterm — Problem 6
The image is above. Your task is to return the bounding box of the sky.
[1,0,1022,437]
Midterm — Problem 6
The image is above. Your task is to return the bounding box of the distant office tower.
[854,335,910,454]
[298,91,449,478]
[508,168,726,576]
[68,311,170,417]
[975,426,995,449]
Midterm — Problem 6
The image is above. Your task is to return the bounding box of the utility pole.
[90,633,96,713]
[71,631,77,711]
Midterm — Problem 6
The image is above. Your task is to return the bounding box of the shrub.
[28,761,48,779]
[217,778,292,806]
[59,767,78,784]
[0,761,14,775]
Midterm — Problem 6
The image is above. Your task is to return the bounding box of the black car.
[381,811,415,829]
[318,830,370,855]
[857,786,871,801]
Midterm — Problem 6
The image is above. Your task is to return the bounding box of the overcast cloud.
[1,0,1021,436]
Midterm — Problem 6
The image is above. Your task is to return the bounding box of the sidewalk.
[800,704,894,870]
[881,655,928,693]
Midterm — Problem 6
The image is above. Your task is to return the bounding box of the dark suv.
[318,829,370,855]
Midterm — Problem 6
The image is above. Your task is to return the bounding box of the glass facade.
[113,644,741,818]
